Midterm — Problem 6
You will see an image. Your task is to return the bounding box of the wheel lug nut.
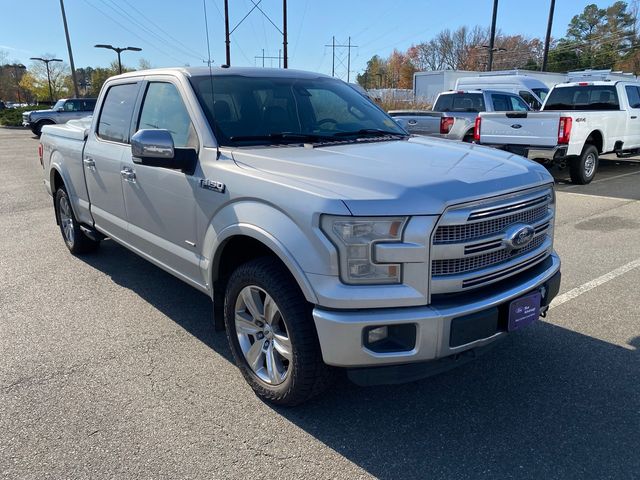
[256,332,264,340]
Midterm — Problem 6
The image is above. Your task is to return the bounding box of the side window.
[491,94,511,111]
[625,86,640,109]
[83,99,97,111]
[97,83,139,143]
[519,91,540,110]
[509,95,530,111]
[63,100,80,112]
[138,82,198,149]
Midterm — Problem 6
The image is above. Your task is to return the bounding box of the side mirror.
[57,107,64,112]
[131,129,196,174]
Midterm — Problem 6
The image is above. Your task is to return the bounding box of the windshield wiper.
[331,128,408,138]
[229,132,333,144]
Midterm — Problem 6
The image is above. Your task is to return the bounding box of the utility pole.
[254,50,283,68]
[487,0,499,71]
[59,0,79,98]
[542,0,556,71]
[30,57,63,103]
[324,37,358,80]
[282,0,288,68]
[224,0,231,66]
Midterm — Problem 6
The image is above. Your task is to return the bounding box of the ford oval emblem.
[504,224,535,251]
[511,124,523,129]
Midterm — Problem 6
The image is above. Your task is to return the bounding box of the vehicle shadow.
[77,240,639,479]
[553,158,640,200]
[277,321,639,479]
[77,239,234,364]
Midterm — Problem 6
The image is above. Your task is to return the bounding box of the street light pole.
[487,0,499,71]
[30,57,63,103]
[94,45,142,74]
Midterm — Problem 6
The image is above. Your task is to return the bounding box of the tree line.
[357,1,639,89]
[0,51,152,104]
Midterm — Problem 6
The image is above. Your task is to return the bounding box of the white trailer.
[413,70,479,103]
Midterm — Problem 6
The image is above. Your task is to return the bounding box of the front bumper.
[313,252,560,368]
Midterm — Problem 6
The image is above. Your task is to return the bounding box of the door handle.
[120,167,136,182]
[83,158,96,170]
[631,116,638,119]
[408,120,418,125]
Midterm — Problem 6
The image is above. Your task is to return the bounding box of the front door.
[625,85,640,149]
[84,81,141,243]
[121,80,203,286]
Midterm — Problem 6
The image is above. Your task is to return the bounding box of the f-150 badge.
[200,179,226,193]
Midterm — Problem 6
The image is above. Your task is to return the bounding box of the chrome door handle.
[120,167,136,182]
[83,158,96,170]
[408,120,417,125]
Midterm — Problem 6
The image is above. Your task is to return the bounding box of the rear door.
[121,79,202,283]
[84,81,141,243]
[624,85,640,148]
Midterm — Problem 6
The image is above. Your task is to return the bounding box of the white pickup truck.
[39,67,561,405]
[476,80,640,184]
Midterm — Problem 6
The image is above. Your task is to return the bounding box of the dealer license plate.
[507,292,542,331]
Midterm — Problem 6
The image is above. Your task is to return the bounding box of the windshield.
[532,88,549,102]
[189,74,406,146]
[52,100,65,110]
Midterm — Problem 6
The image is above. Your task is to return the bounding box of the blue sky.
[2,0,615,77]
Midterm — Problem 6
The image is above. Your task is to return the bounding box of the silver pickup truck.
[39,67,561,405]
[23,98,96,136]
[389,90,531,142]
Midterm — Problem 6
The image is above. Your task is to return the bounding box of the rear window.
[97,83,139,143]
[434,93,485,112]
[544,86,620,111]
[491,93,530,112]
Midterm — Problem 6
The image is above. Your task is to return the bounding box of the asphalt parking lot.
[1,127,638,480]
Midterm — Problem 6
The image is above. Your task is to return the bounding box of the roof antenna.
[203,0,220,157]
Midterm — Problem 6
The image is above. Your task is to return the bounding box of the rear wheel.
[224,257,332,406]
[55,187,100,254]
[570,144,598,185]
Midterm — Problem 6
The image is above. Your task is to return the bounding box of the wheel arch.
[585,130,604,153]
[208,225,319,306]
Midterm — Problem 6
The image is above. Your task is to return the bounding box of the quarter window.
[138,82,198,149]
[97,83,139,143]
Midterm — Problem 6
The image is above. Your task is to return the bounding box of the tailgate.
[479,111,561,147]
[388,111,442,135]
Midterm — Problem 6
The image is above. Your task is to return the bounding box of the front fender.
[200,200,347,304]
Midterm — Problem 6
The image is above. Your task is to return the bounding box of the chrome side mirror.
[131,129,175,160]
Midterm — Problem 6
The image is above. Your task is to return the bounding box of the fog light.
[363,324,417,353]
[367,326,389,344]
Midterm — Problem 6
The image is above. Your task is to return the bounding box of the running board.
[80,224,106,242]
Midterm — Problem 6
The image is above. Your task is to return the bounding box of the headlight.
[321,215,407,285]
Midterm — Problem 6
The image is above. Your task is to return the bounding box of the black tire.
[570,144,599,185]
[224,257,333,406]
[33,120,53,137]
[54,187,100,254]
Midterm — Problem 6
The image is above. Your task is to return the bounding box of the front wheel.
[224,257,332,406]
[55,187,100,254]
[570,144,599,185]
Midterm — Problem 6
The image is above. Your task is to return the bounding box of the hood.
[231,136,553,216]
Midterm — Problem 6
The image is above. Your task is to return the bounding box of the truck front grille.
[430,187,554,294]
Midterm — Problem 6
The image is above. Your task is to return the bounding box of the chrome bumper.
[526,145,567,160]
[313,252,560,367]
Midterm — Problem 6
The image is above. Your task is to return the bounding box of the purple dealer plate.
[508,292,542,331]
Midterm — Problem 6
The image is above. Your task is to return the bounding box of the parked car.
[39,67,561,406]
[476,80,640,184]
[455,74,549,110]
[389,89,530,141]
[23,98,96,136]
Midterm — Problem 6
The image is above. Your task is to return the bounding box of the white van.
[455,75,550,110]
